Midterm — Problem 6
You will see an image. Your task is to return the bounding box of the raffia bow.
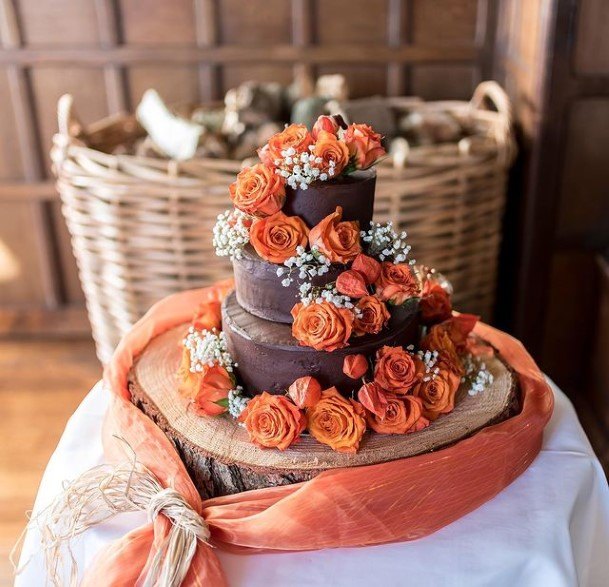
[12,437,208,587]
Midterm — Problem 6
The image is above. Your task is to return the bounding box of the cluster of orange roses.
[225,117,385,262]
[239,313,479,453]
[290,239,451,352]
[177,300,236,417]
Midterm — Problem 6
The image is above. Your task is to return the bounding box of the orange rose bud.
[412,371,460,421]
[288,376,322,409]
[343,354,369,379]
[366,394,429,435]
[375,262,420,305]
[336,269,368,298]
[357,381,388,418]
[249,211,309,264]
[420,282,452,325]
[308,206,361,264]
[229,163,286,217]
[259,123,314,167]
[352,253,381,284]
[353,295,390,336]
[192,300,222,332]
[312,115,340,139]
[312,130,350,176]
[374,345,420,394]
[344,123,386,169]
[192,365,233,417]
[291,300,354,352]
[239,391,306,450]
[307,387,367,453]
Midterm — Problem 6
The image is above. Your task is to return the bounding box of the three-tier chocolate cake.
[128,117,518,498]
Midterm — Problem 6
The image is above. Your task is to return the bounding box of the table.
[16,380,609,587]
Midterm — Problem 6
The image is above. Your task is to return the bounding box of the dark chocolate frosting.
[222,291,420,396]
[282,169,376,228]
[233,244,344,323]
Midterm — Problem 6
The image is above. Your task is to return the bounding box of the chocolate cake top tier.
[222,290,419,396]
[282,168,376,229]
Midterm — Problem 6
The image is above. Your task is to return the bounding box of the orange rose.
[249,211,309,264]
[239,391,306,450]
[352,253,381,284]
[192,300,222,331]
[343,354,369,379]
[420,281,452,325]
[307,387,367,453]
[259,124,314,167]
[344,123,385,169]
[421,327,464,377]
[412,370,461,421]
[357,381,388,418]
[375,262,420,305]
[374,345,420,394]
[291,301,354,352]
[229,163,285,217]
[336,269,368,298]
[308,206,361,264]
[288,376,322,409]
[312,130,350,176]
[366,394,429,435]
[192,365,233,417]
[354,295,390,336]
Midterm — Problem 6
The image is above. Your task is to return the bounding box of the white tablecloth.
[15,380,609,587]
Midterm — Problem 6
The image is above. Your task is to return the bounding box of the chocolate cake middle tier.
[222,290,420,396]
[233,244,343,323]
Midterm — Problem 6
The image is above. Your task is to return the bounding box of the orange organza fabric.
[87,282,553,587]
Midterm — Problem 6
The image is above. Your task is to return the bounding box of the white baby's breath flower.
[361,221,415,264]
[212,209,250,261]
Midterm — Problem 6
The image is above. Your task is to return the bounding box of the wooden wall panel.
[0,203,46,304]
[411,0,479,43]
[120,0,197,45]
[557,99,609,245]
[574,0,609,75]
[0,69,24,179]
[219,0,291,46]
[30,67,109,176]
[314,0,388,44]
[17,0,100,46]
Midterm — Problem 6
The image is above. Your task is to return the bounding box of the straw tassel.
[11,437,208,587]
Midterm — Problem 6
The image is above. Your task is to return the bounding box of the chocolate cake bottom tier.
[128,323,520,499]
[222,290,420,396]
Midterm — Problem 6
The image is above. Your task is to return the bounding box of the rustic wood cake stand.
[129,324,519,499]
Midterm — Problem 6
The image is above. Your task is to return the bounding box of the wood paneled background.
[0,0,607,437]
[0,0,497,336]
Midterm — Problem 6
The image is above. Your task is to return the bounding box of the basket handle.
[469,81,512,126]
[57,94,84,139]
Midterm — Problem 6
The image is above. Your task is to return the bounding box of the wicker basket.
[52,81,514,363]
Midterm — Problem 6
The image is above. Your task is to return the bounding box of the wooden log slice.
[129,324,519,499]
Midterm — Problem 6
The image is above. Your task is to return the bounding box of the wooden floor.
[0,339,607,586]
[0,339,100,587]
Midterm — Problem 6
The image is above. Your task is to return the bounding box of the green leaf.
[215,398,230,408]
